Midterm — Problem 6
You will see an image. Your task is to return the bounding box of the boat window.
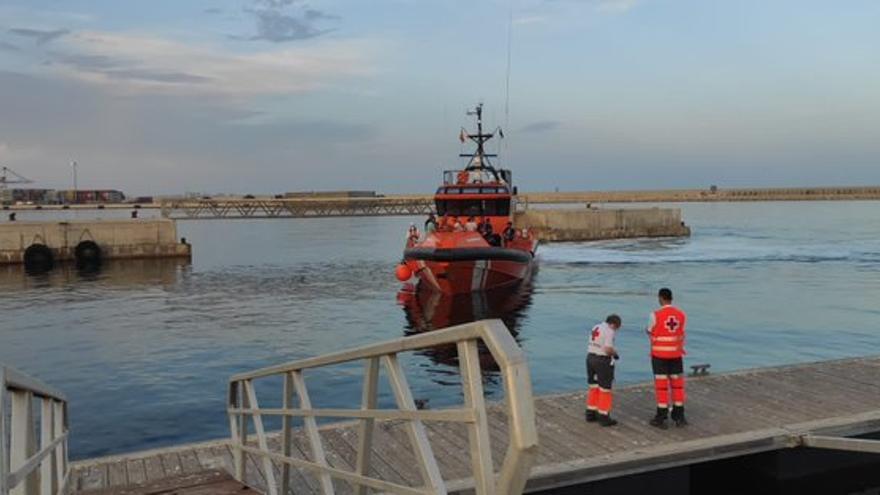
[435,199,510,217]
[461,187,481,194]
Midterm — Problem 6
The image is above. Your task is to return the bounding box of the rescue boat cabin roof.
[436,184,511,196]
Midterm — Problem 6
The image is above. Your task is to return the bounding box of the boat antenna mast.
[459,103,504,180]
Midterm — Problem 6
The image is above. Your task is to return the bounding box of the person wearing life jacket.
[586,314,622,427]
[647,288,688,428]
[502,221,516,244]
[406,223,420,246]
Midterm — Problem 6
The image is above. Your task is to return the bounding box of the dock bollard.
[690,364,711,376]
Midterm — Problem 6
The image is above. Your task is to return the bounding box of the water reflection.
[0,258,190,290]
[398,281,535,373]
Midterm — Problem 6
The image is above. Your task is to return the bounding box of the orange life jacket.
[650,305,686,359]
[456,171,469,184]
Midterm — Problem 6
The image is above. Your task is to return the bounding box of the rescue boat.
[398,104,538,294]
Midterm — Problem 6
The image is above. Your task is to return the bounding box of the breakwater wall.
[519,186,880,204]
[515,207,690,242]
[0,219,191,266]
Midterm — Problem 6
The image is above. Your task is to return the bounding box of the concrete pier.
[514,207,690,242]
[0,219,191,266]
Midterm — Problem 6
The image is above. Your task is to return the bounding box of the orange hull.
[404,231,537,294]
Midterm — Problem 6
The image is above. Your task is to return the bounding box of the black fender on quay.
[23,243,55,273]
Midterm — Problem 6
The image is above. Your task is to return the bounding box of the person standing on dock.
[586,314,622,427]
[647,288,688,428]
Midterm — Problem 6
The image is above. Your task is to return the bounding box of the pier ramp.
[60,321,880,495]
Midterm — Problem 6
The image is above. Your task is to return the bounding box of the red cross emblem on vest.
[665,316,680,332]
[591,328,600,341]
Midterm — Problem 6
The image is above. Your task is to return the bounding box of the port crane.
[0,166,34,190]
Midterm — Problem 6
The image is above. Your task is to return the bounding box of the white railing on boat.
[227,318,538,495]
[0,366,69,495]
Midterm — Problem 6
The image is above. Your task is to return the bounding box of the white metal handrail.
[0,366,69,495]
[228,318,538,495]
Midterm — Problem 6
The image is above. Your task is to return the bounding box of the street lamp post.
[71,160,78,204]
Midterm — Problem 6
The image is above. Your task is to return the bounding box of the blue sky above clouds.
[0,0,878,195]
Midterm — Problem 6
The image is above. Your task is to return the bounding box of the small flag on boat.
[498,128,504,138]
[459,129,467,143]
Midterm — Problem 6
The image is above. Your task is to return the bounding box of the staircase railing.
[227,318,538,495]
[0,366,69,495]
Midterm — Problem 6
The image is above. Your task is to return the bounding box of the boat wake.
[538,236,880,266]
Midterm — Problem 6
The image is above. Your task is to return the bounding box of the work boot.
[598,414,618,427]
[585,410,598,422]
[649,407,668,429]
[671,406,688,427]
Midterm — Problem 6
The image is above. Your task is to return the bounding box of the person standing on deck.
[586,314,622,427]
[425,214,438,235]
[647,288,688,429]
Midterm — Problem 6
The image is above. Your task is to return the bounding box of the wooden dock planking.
[70,356,880,494]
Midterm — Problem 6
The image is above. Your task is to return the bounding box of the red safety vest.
[650,305,687,359]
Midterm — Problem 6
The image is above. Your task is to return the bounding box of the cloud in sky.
[519,121,562,133]
[0,40,20,51]
[35,31,375,96]
[8,27,70,44]
[513,15,549,26]
[243,0,340,42]
[594,0,638,14]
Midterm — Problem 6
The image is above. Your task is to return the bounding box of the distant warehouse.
[55,189,126,204]
[283,190,378,199]
[0,188,55,205]
[0,188,126,205]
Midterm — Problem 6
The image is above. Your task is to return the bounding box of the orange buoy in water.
[395,263,413,281]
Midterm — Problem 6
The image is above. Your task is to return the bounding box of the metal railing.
[0,366,69,495]
[227,319,538,495]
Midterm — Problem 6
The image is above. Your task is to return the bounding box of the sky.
[0,0,879,196]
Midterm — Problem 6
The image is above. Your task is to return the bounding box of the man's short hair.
[606,314,622,327]
[658,287,673,301]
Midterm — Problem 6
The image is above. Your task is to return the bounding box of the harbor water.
[1,201,879,460]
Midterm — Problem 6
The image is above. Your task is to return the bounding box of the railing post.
[10,390,37,495]
[228,381,247,482]
[280,373,293,495]
[458,340,495,495]
[382,354,445,494]
[39,399,55,495]
[1,367,8,495]
[354,358,379,495]
[243,381,278,495]
[52,402,65,494]
[291,371,334,495]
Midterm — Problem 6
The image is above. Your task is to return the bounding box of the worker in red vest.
[646,288,688,428]
[585,314,622,427]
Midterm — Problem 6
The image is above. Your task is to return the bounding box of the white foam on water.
[538,233,880,265]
